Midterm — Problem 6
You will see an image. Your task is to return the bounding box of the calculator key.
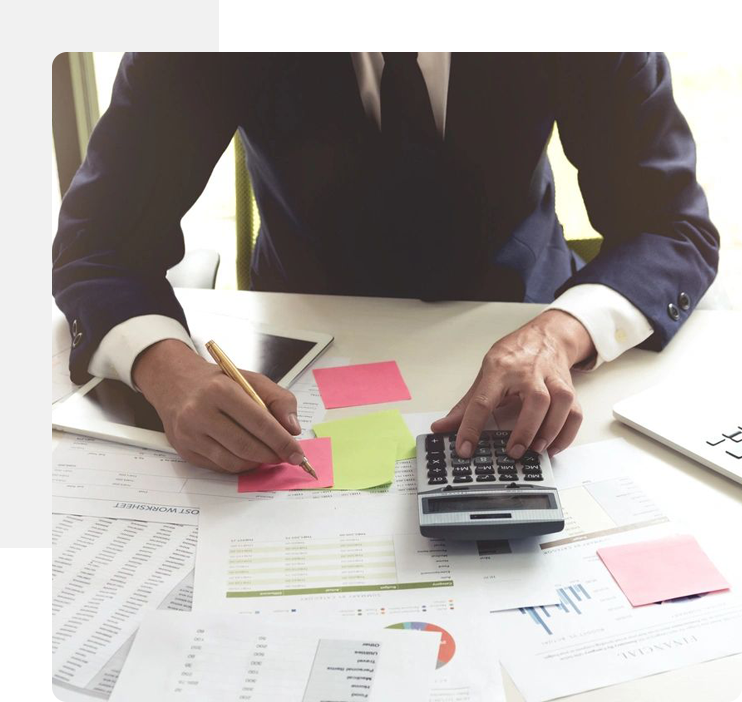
[452,466,472,476]
[473,456,494,466]
[523,450,539,460]
[492,438,507,448]
[428,476,448,485]
[522,456,540,466]
[524,474,544,481]
[427,467,447,478]
[453,475,474,483]
[493,430,511,438]
[426,457,446,469]
[496,457,516,467]
[474,447,492,457]
[451,457,471,467]
[425,435,445,451]
[494,447,508,456]
[448,433,457,444]
[476,474,497,482]
[524,465,542,475]
[499,474,518,482]
[475,465,495,475]
[426,451,446,461]
[497,466,517,474]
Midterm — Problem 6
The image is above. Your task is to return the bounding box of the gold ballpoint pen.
[205,340,318,480]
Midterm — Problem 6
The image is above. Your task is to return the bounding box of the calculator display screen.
[424,494,554,513]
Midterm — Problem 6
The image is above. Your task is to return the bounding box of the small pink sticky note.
[313,361,411,409]
[237,437,333,492]
[597,534,730,607]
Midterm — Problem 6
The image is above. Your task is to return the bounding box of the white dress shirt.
[89,52,653,387]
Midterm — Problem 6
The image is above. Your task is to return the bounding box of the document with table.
[52,513,197,688]
[109,612,442,702]
[193,492,557,614]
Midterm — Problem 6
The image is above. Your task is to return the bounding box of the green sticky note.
[328,438,398,490]
[313,409,416,461]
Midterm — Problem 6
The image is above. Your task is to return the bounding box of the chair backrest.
[567,236,603,264]
[234,133,261,290]
[166,249,220,289]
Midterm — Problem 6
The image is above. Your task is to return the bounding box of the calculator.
[415,430,565,540]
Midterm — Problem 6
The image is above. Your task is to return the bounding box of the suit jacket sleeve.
[552,52,719,350]
[52,53,241,384]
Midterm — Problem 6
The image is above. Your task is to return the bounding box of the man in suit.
[53,53,719,473]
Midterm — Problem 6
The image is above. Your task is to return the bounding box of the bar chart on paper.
[226,532,453,598]
[519,581,595,636]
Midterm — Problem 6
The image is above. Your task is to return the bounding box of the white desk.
[52,290,742,702]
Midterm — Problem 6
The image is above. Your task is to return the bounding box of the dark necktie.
[380,53,438,148]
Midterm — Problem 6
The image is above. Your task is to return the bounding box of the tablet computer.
[52,315,333,453]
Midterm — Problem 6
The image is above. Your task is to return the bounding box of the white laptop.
[613,381,742,485]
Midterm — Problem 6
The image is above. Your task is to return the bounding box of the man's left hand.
[431,310,595,459]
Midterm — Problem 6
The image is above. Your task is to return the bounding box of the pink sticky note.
[597,534,730,607]
[237,437,333,492]
[313,361,411,409]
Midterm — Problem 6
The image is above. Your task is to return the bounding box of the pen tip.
[301,459,318,480]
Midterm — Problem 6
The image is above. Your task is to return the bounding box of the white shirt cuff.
[87,315,196,389]
[547,284,654,370]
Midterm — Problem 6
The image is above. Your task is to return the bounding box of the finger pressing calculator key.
[414,430,564,540]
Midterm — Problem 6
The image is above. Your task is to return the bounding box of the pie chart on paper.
[385,622,456,668]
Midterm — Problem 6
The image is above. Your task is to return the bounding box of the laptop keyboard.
[706,426,742,459]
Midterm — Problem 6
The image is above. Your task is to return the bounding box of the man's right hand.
[132,340,305,473]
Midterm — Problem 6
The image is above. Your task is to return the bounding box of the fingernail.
[460,441,472,457]
[288,413,301,433]
[510,443,525,459]
[289,452,304,465]
[532,439,547,454]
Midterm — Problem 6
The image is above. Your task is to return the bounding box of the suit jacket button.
[72,332,83,348]
[678,292,690,310]
[72,319,78,336]
[667,303,680,321]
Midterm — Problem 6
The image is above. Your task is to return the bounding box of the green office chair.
[235,134,261,290]
[566,235,603,264]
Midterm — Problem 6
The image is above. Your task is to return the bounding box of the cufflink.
[678,292,691,311]
[71,319,83,348]
[667,303,680,321]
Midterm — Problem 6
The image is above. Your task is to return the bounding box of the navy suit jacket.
[53,53,719,384]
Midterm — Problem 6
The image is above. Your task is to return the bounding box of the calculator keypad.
[424,430,545,486]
